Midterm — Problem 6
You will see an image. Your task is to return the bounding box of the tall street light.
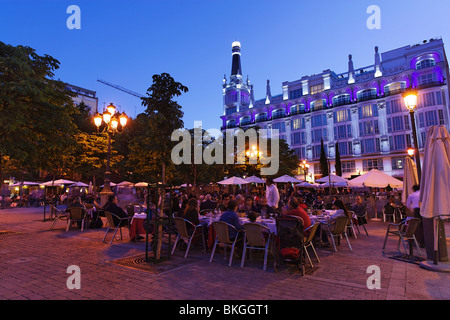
[402,89,421,183]
[94,103,128,206]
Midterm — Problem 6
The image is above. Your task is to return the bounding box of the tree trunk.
[155,161,165,260]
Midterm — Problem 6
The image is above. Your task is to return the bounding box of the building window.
[291,117,305,130]
[226,106,236,115]
[384,82,406,95]
[425,110,438,127]
[359,120,379,136]
[255,112,267,122]
[363,158,383,171]
[386,99,403,115]
[333,94,350,106]
[334,109,351,123]
[416,58,436,70]
[425,92,436,106]
[358,104,377,119]
[312,128,328,143]
[311,114,327,128]
[357,88,377,102]
[311,99,326,111]
[337,141,352,156]
[418,73,436,85]
[313,144,327,159]
[272,122,286,133]
[334,124,352,139]
[240,116,251,126]
[310,84,324,95]
[225,90,238,105]
[272,108,285,119]
[289,88,303,100]
[389,134,406,151]
[361,138,380,154]
[438,110,445,125]
[391,157,405,170]
[226,119,236,128]
[290,104,305,115]
[240,91,250,105]
[342,160,355,173]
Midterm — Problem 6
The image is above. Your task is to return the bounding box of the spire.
[374,46,382,77]
[265,79,271,104]
[231,41,242,77]
[249,84,255,108]
[348,54,355,84]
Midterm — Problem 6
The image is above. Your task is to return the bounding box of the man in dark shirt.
[219,200,243,239]
[200,194,217,212]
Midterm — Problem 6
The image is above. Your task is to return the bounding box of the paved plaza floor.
[0,206,449,303]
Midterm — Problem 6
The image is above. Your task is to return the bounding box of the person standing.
[265,177,280,211]
[406,185,424,247]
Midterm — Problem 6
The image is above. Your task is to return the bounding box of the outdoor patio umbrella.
[117,181,134,187]
[316,175,349,184]
[244,176,266,184]
[317,181,350,188]
[69,182,89,187]
[9,181,40,187]
[217,177,249,185]
[401,156,419,205]
[135,182,149,187]
[419,125,450,269]
[348,169,403,220]
[41,179,75,186]
[273,175,302,183]
[295,181,317,188]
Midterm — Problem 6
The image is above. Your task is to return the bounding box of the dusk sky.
[2,0,450,130]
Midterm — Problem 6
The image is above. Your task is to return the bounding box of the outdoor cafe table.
[129,213,148,241]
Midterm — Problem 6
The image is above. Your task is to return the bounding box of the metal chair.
[354,211,369,236]
[209,221,242,267]
[382,217,422,255]
[240,222,272,271]
[347,211,358,239]
[66,207,86,231]
[303,223,320,268]
[102,211,128,244]
[323,216,352,252]
[383,207,396,223]
[49,205,68,230]
[171,217,206,258]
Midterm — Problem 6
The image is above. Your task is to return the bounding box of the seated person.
[238,196,258,215]
[255,196,275,219]
[327,199,351,231]
[200,194,217,212]
[283,198,311,236]
[384,197,396,219]
[351,196,367,225]
[65,196,84,212]
[217,193,230,212]
[103,195,129,227]
[182,198,200,235]
[219,200,243,240]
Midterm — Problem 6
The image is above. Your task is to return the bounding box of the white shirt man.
[266,182,280,209]
[406,188,421,212]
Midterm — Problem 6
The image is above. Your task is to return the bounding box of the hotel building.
[220,38,450,180]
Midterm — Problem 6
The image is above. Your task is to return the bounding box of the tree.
[319,139,329,177]
[335,142,342,177]
[0,42,78,185]
[133,73,188,260]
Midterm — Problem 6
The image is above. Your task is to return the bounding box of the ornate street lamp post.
[300,160,310,182]
[402,89,421,183]
[94,103,128,206]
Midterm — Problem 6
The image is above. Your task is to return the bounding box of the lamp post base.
[420,261,450,273]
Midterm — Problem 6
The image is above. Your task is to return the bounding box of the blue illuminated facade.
[220,38,450,180]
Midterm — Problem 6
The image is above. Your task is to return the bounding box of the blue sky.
[1,0,450,130]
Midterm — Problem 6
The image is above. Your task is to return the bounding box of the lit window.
[310,84,324,95]
[416,59,435,70]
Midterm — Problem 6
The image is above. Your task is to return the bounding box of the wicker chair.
[382,217,422,255]
[209,221,242,267]
[323,216,352,252]
[171,217,206,258]
[66,207,86,231]
[240,222,272,271]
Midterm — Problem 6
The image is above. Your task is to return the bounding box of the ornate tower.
[223,41,253,116]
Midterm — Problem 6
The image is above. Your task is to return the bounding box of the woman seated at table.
[238,196,258,216]
[103,195,129,227]
[326,199,352,231]
[182,198,200,235]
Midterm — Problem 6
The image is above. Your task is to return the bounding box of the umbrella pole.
[371,187,381,221]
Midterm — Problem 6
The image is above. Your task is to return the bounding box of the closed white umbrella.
[419,125,450,269]
[217,177,249,185]
[402,157,419,205]
[273,175,302,183]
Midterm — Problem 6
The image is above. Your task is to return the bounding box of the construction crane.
[97,78,145,98]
